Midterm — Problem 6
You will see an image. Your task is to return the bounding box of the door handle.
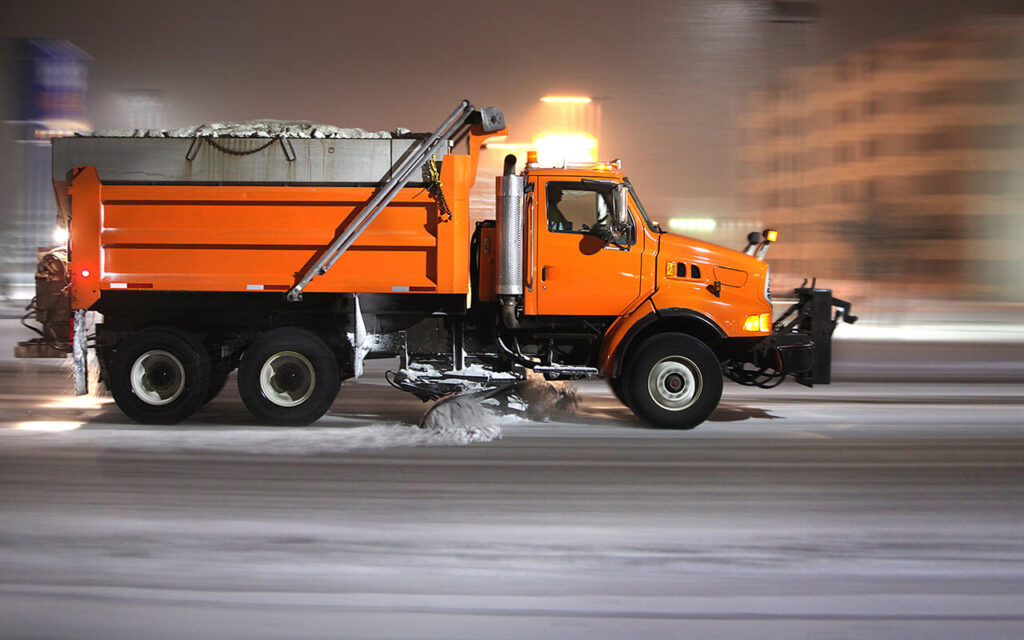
[541,266,549,281]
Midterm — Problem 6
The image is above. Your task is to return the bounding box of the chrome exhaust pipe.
[497,154,523,328]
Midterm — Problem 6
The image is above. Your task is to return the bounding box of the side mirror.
[615,184,628,229]
[593,224,616,244]
[613,183,629,238]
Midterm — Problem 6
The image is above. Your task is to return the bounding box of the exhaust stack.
[496,154,523,297]
[496,154,523,329]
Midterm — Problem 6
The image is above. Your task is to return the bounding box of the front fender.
[600,304,728,378]
[597,298,656,377]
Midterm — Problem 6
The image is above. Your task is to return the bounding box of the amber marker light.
[764,229,778,242]
[541,96,592,104]
[744,313,772,332]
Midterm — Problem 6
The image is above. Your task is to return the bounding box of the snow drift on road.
[2,379,586,454]
[3,373,587,455]
[514,377,579,421]
[420,395,502,444]
[1,419,505,455]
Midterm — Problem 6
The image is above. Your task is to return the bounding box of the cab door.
[530,177,642,316]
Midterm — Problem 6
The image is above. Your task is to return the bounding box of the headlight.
[743,313,772,332]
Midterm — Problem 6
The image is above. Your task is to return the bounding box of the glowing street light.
[483,141,535,151]
[540,96,592,104]
[53,225,69,245]
[668,217,718,233]
[533,132,597,166]
[482,96,600,166]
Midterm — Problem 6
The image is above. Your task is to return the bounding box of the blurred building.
[0,38,91,298]
[739,18,1024,300]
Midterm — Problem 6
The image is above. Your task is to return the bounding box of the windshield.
[624,178,661,233]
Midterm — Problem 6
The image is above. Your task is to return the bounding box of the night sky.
[2,0,1021,219]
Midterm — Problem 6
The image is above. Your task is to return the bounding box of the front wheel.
[608,376,632,410]
[237,327,340,425]
[624,333,723,430]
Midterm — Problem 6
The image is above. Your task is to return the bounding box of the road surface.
[1,360,1023,639]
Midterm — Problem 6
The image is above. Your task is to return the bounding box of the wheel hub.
[647,356,702,412]
[273,365,303,391]
[260,351,316,407]
[130,350,186,406]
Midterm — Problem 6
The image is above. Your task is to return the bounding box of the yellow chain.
[427,156,452,221]
[427,156,442,187]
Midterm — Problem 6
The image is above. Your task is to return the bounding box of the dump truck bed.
[56,109,507,310]
[65,157,476,310]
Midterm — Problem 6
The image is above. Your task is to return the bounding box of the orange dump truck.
[19,100,855,428]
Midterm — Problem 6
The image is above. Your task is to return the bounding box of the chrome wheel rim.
[259,351,315,407]
[130,350,186,405]
[647,356,702,411]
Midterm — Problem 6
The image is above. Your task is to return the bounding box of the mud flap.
[73,309,88,396]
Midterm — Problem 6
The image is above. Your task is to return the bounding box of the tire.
[624,333,723,430]
[237,327,340,425]
[109,327,211,424]
[608,376,632,409]
[203,372,230,405]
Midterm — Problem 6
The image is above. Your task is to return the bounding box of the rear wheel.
[237,327,340,425]
[203,372,230,405]
[624,333,722,430]
[109,327,211,424]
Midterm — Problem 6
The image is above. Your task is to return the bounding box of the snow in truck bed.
[80,120,413,139]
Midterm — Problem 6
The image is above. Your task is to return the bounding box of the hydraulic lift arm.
[286,100,504,301]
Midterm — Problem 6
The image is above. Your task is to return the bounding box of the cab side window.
[545,181,634,244]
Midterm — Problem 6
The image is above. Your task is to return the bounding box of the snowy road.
[2,361,1023,639]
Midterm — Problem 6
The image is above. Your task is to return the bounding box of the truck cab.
[473,155,803,428]
[521,161,771,329]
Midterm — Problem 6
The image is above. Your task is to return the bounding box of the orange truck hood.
[657,232,766,274]
[650,232,772,337]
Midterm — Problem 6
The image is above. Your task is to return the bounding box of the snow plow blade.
[772,287,857,386]
[726,286,857,389]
